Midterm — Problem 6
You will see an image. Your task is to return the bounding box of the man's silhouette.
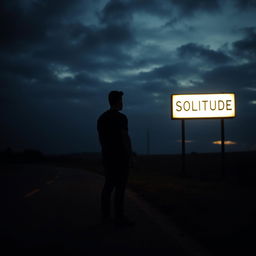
[97,91,134,227]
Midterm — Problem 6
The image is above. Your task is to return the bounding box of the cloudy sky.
[1,0,256,155]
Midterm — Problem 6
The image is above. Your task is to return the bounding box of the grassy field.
[127,152,256,255]
[3,151,256,255]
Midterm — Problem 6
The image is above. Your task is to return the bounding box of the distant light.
[177,140,192,143]
[246,87,256,91]
[213,140,237,145]
[250,100,256,104]
[171,93,236,119]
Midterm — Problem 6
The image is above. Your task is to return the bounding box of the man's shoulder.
[98,110,110,121]
[116,111,127,119]
[97,111,127,132]
[98,110,127,120]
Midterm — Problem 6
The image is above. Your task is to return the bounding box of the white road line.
[46,180,54,185]
[24,188,41,198]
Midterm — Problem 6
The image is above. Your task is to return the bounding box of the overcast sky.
[1,0,256,155]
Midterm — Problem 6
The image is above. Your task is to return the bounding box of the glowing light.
[177,140,192,143]
[213,140,237,145]
[250,100,256,104]
[171,93,236,119]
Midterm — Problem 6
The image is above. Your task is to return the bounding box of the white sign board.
[171,93,236,119]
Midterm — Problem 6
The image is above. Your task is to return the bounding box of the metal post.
[221,119,225,177]
[146,129,150,155]
[181,119,186,175]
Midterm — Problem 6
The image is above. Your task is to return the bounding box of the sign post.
[171,93,236,176]
[181,119,186,175]
[221,119,225,177]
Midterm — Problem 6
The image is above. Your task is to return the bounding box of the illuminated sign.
[171,93,236,119]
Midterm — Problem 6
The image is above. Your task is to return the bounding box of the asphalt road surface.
[1,164,210,256]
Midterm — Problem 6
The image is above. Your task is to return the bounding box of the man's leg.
[114,169,135,227]
[101,172,114,223]
[114,167,129,220]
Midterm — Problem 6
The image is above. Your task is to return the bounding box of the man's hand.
[129,152,137,169]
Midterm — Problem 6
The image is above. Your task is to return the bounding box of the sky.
[1,0,256,155]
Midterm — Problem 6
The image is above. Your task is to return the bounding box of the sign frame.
[171,92,236,120]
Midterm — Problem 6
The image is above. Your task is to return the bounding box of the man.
[97,91,134,227]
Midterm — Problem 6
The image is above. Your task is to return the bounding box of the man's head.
[108,91,123,110]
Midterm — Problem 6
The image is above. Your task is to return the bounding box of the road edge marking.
[24,188,41,198]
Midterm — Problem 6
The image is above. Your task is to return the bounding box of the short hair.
[108,91,123,106]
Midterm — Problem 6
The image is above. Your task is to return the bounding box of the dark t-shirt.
[97,109,128,159]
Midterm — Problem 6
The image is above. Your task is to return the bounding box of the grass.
[127,152,256,255]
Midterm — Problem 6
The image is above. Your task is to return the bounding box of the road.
[1,163,210,256]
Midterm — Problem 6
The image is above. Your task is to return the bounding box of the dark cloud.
[12,20,135,72]
[131,0,219,18]
[0,0,136,98]
[100,0,132,25]
[234,0,256,9]
[141,79,178,93]
[232,27,256,60]
[139,63,197,81]
[0,0,83,52]
[99,0,221,26]
[202,62,256,93]
[0,52,53,84]
[45,22,134,62]
[129,0,173,17]
[170,0,220,16]
[177,43,232,65]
